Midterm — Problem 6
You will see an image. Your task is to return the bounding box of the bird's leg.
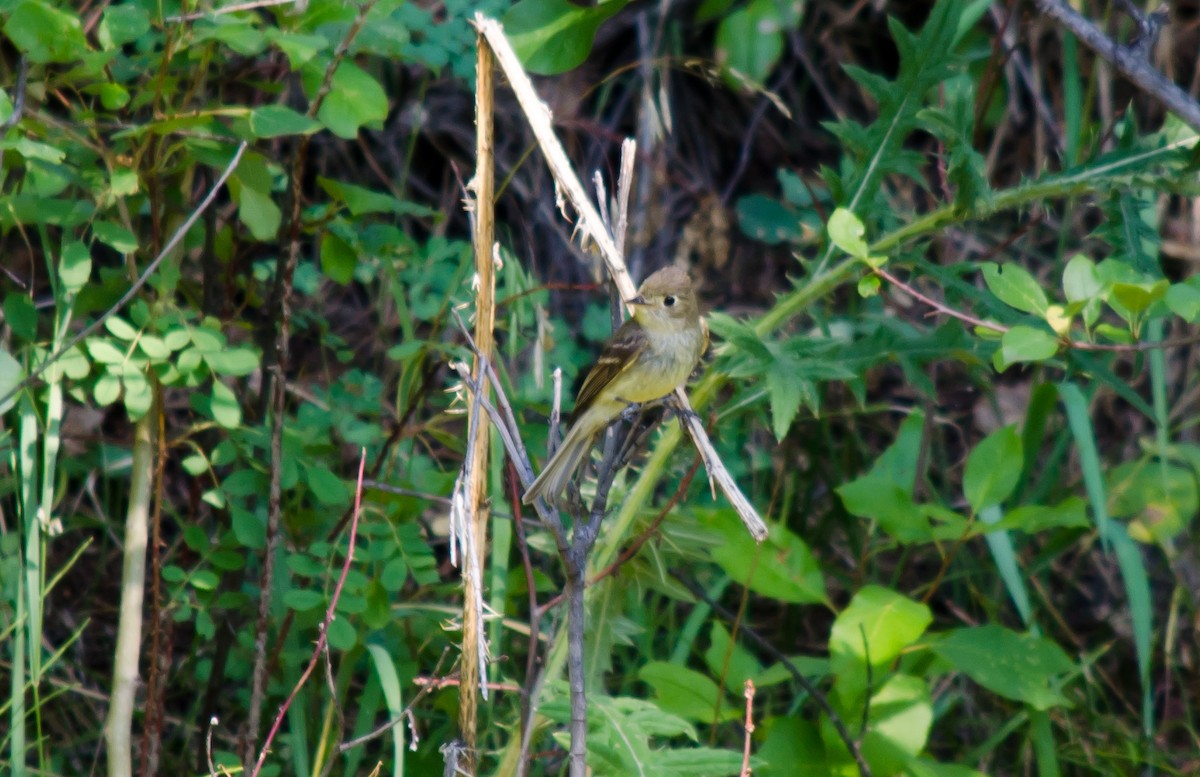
[664,395,701,426]
[616,400,644,424]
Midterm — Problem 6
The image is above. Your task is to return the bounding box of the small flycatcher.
[522,266,707,506]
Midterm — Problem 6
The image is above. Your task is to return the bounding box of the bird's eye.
[664,295,676,307]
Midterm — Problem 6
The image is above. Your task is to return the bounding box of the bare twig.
[739,680,756,777]
[246,6,375,763]
[475,14,767,542]
[454,26,499,770]
[671,571,872,777]
[249,452,368,777]
[1034,0,1200,132]
[0,56,28,133]
[874,265,1200,353]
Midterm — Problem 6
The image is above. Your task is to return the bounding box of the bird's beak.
[626,294,647,306]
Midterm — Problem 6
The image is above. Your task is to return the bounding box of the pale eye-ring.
[663,295,676,307]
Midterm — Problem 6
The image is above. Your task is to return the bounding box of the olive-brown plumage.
[522,266,707,506]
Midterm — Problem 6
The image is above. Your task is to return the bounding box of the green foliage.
[505,0,629,75]
[2,0,1197,774]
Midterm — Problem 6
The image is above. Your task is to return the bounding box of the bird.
[522,265,707,506]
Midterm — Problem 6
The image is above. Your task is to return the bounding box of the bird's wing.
[570,318,648,422]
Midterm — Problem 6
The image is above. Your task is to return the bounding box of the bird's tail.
[522,422,595,505]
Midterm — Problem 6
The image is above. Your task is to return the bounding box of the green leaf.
[716,0,785,86]
[97,83,131,110]
[638,662,740,722]
[735,194,806,245]
[59,241,92,292]
[931,625,1074,710]
[266,29,328,70]
[829,591,933,741]
[93,372,121,406]
[836,413,932,542]
[194,17,265,56]
[4,0,89,63]
[963,424,1022,513]
[138,335,170,360]
[995,497,1089,533]
[907,758,989,777]
[231,152,281,241]
[283,589,325,612]
[318,177,439,217]
[999,325,1058,366]
[210,380,241,428]
[854,675,933,774]
[380,556,408,592]
[321,232,357,284]
[93,221,139,254]
[4,293,37,341]
[0,347,24,414]
[123,370,152,419]
[1062,253,1102,302]
[312,61,388,139]
[504,0,626,75]
[982,262,1048,315]
[1166,279,1200,322]
[830,585,931,672]
[826,208,868,258]
[765,362,801,440]
[248,105,322,138]
[1110,279,1168,317]
[303,463,348,506]
[703,622,763,691]
[231,508,265,548]
[98,4,149,49]
[703,510,826,604]
[87,338,127,364]
[204,347,260,377]
[838,475,930,542]
[103,316,135,340]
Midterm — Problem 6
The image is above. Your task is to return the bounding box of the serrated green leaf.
[765,362,802,440]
